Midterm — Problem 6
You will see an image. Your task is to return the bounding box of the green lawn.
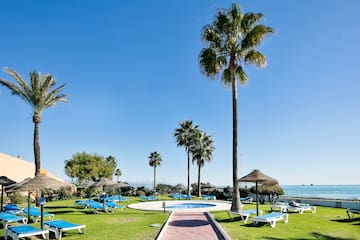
[0,198,359,240]
[213,203,360,240]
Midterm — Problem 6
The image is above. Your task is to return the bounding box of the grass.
[213,203,360,240]
[0,197,359,240]
[0,197,169,240]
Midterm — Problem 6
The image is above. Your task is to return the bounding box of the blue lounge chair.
[74,199,89,208]
[5,224,49,240]
[116,195,130,202]
[148,195,159,201]
[4,204,22,215]
[252,212,288,228]
[87,200,107,213]
[140,195,149,201]
[23,207,55,223]
[44,220,86,240]
[104,201,125,212]
[0,212,27,229]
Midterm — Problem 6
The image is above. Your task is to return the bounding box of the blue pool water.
[282,185,360,200]
[166,203,216,209]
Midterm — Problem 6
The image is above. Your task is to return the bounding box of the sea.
[282,185,360,200]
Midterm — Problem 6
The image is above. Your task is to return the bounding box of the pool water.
[166,203,216,209]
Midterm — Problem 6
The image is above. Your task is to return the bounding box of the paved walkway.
[159,212,227,240]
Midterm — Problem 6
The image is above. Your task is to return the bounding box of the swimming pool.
[128,200,231,212]
[166,203,216,209]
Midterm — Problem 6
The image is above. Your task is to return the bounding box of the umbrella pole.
[27,192,31,223]
[1,185,4,212]
[256,181,259,216]
[40,192,44,230]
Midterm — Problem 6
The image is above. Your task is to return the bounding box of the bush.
[8,193,27,204]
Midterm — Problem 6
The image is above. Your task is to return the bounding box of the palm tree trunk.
[186,149,190,196]
[153,166,156,194]
[230,58,241,211]
[197,164,201,197]
[33,113,41,176]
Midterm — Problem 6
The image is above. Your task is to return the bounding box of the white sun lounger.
[287,203,316,214]
[252,212,288,228]
[44,220,86,240]
[346,208,360,220]
[5,224,49,240]
[228,209,263,223]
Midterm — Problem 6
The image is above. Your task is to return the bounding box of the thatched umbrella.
[6,174,73,229]
[77,179,95,189]
[0,176,16,211]
[238,169,278,216]
[110,181,132,194]
[91,177,117,195]
[174,184,186,193]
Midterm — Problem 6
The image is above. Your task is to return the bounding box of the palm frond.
[199,48,221,78]
[244,50,267,68]
[221,68,231,86]
[2,68,32,98]
[241,12,264,33]
[229,3,243,30]
[236,66,248,85]
[242,25,274,50]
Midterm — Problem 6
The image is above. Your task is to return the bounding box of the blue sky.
[0,0,359,186]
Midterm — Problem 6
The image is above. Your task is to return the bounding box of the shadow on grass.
[260,233,356,240]
[311,232,356,240]
[44,206,72,209]
[331,217,360,223]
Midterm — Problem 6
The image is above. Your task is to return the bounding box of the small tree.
[64,152,117,183]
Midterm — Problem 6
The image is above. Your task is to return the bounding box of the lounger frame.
[5,225,49,240]
[44,220,86,240]
[346,208,360,220]
[252,213,289,228]
[228,209,263,223]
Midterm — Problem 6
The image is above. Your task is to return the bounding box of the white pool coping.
[128,200,231,212]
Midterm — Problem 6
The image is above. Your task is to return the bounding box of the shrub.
[8,193,26,204]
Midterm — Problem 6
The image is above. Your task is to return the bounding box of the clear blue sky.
[0,0,359,186]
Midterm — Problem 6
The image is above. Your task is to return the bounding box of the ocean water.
[282,185,360,200]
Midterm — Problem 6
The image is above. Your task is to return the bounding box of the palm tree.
[191,130,215,197]
[174,120,198,196]
[115,168,122,183]
[199,3,273,211]
[148,151,162,194]
[0,67,68,176]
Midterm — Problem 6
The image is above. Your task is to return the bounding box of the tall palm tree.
[0,67,68,176]
[199,3,273,211]
[174,120,198,196]
[115,168,122,183]
[148,151,162,194]
[191,130,215,197]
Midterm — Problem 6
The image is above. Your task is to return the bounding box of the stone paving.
[159,212,228,240]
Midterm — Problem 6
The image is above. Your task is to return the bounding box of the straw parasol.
[238,169,279,216]
[6,173,73,229]
[77,179,95,189]
[0,176,16,211]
